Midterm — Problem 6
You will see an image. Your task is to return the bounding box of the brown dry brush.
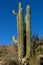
[3,60,18,65]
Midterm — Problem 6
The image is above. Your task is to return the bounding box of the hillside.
[0,45,18,65]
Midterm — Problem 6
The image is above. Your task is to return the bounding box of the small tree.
[31,34,36,42]
[35,34,39,41]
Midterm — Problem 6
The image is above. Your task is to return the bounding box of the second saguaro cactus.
[26,6,31,58]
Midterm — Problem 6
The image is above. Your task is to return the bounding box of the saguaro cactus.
[18,2,24,58]
[26,5,31,58]
[12,2,24,59]
[12,2,31,65]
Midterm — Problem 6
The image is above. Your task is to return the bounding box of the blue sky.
[0,0,43,45]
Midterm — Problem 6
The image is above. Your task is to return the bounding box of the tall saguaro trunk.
[26,6,31,58]
[18,2,24,59]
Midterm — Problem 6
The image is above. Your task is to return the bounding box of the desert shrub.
[4,60,18,65]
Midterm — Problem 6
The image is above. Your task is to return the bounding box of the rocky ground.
[0,45,18,65]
